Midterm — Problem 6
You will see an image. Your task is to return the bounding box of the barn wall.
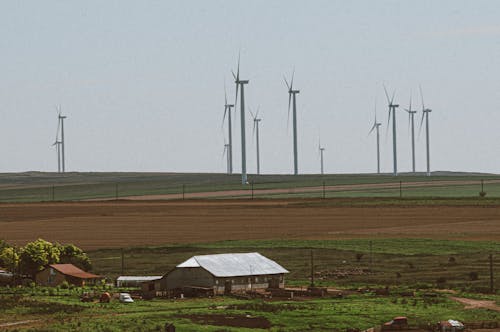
[161,267,214,290]
[35,268,66,286]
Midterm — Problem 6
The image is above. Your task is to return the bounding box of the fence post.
[115,183,118,200]
[481,179,484,193]
[399,181,402,198]
[52,186,55,201]
[121,248,124,276]
[490,254,494,293]
[322,181,326,199]
[182,184,185,200]
[251,181,254,200]
[369,240,373,271]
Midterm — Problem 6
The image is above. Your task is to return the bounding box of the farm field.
[0,171,499,202]
[2,199,500,250]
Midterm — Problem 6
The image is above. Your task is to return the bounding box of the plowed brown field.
[1,199,500,250]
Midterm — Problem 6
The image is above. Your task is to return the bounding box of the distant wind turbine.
[368,105,382,174]
[52,112,62,173]
[318,137,325,175]
[404,94,417,173]
[284,70,300,175]
[384,86,399,176]
[232,53,249,184]
[419,86,432,176]
[222,84,235,174]
[250,107,262,175]
[56,107,67,173]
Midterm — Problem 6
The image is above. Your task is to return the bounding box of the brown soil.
[179,314,272,329]
[1,199,500,250]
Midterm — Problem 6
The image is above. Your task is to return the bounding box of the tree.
[19,239,60,277]
[0,246,19,271]
[56,243,92,271]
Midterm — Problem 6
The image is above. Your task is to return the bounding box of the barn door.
[224,280,232,294]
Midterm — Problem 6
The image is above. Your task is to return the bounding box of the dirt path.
[0,320,39,328]
[450,297,500,311]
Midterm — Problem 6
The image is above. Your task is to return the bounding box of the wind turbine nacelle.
[239,80,249,84]
[291,90,300,94]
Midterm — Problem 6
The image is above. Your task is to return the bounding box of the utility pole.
[369,240,373,271]
[490,254,494,293]
[310,250,315,288]
[121,248,124,276]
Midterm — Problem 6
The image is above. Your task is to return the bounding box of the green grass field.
[0,171,498,202]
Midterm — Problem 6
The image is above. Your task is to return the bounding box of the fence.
[0,178,498,203]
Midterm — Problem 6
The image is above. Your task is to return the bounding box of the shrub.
[60,281,70,289]
[355,253,364,262]
[448,256,456,264]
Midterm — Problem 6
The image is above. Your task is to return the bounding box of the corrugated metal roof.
[49,264,100,279]
[116,276,162,282]
[177,252,289,277]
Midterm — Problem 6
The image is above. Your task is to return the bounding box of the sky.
[1,1,500,174]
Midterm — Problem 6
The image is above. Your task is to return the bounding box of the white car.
[119,293,134,303]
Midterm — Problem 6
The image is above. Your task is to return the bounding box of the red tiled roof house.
[35,264,102,287]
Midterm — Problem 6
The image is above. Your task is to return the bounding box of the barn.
[36,264,102,287]
[152,252,288,296]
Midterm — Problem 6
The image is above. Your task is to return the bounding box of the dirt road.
[450,297,500,312]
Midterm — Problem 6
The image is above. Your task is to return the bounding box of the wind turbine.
[404,95,417,173]
[384,86,399,176]
[318,138,325,175]
[222,84,235,174]
[368,105,382,174]
[419,86,432,176]
[232,53,249,184]
[52,113,62,173]
[250,107,262,175]
[59,111,67,173]
[284,70,300,175]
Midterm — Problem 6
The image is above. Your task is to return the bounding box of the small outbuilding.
[153,252,288,296]
[116,276,162,288]
[36,264,102,287]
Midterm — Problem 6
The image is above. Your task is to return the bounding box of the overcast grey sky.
[1,1,500,174]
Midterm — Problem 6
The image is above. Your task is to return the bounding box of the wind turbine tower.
[405,96,417,173]
[318,140,325,175]
[250,108,262,175]
[368,109,382,174]
[52,114,62,173]
[223,143,230,174]
[384,86,399,176]
[222,86,235,174]
[56,108,67,173]
[232,54,249,184]
[285,71,300,175]
[419,86,432,176]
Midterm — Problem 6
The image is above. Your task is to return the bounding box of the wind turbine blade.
[419,110,425,137]
[234,80,239,108]
[287,93,291,130]
[419,84,425,111]
[391,90,396,105]
[224,81,228,105]
[368,123,376,135]
[290,69,295,90]
[222,106,228,128]
[256,105,260,119]
[383,85,391,105]
[284,76,290,90]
